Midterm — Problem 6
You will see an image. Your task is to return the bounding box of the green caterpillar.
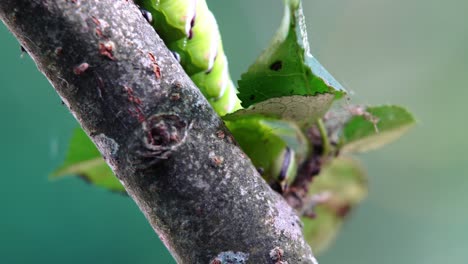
[137,0,242,116]
[137,0,306,191]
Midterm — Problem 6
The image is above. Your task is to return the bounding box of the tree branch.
[0,0,317,263]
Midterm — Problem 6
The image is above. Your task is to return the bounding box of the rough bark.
[0,0,317,263]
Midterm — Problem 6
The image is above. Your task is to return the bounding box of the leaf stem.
[316,118,331,157]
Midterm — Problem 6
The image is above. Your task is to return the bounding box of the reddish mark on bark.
[55,47,63,56]
[137,113,146,123]
[169,131,180,142]
[99,41,115,60]
[73,62,89,75]
[216,130,225,139]
[134,97,142,105]
[95,28,103,38]
[148,52,161,79]
[129,108,146,123]
[211,155,224,166]
[153,65,161,78]
[124,86,142,105]
[173,81,182,89]
[269,247,285,264]
[148,52,156,61]
[170,93,180,101]
[210,259,222,264]
[146,121,176,146]
[147,123,169,146]
[136,114,190,163]
[124,85,134,93]
[226,134,236,145]
[91,16,110,40]
[124,86,145,123]
[91,16,101,26]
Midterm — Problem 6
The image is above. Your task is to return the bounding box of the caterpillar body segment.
[138,0,242,116]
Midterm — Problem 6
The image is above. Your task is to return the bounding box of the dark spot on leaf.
[250,94,256,101]
[270,60,283,71]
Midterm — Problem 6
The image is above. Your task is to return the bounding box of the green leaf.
[302,157,368,255]
[51,128,125,193]
[237,0,345,108]
[340,105,416,153]
[225,94,334,126]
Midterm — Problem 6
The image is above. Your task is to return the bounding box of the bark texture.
[0,1,317,263]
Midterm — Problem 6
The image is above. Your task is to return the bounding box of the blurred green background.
[1,0,466,263]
